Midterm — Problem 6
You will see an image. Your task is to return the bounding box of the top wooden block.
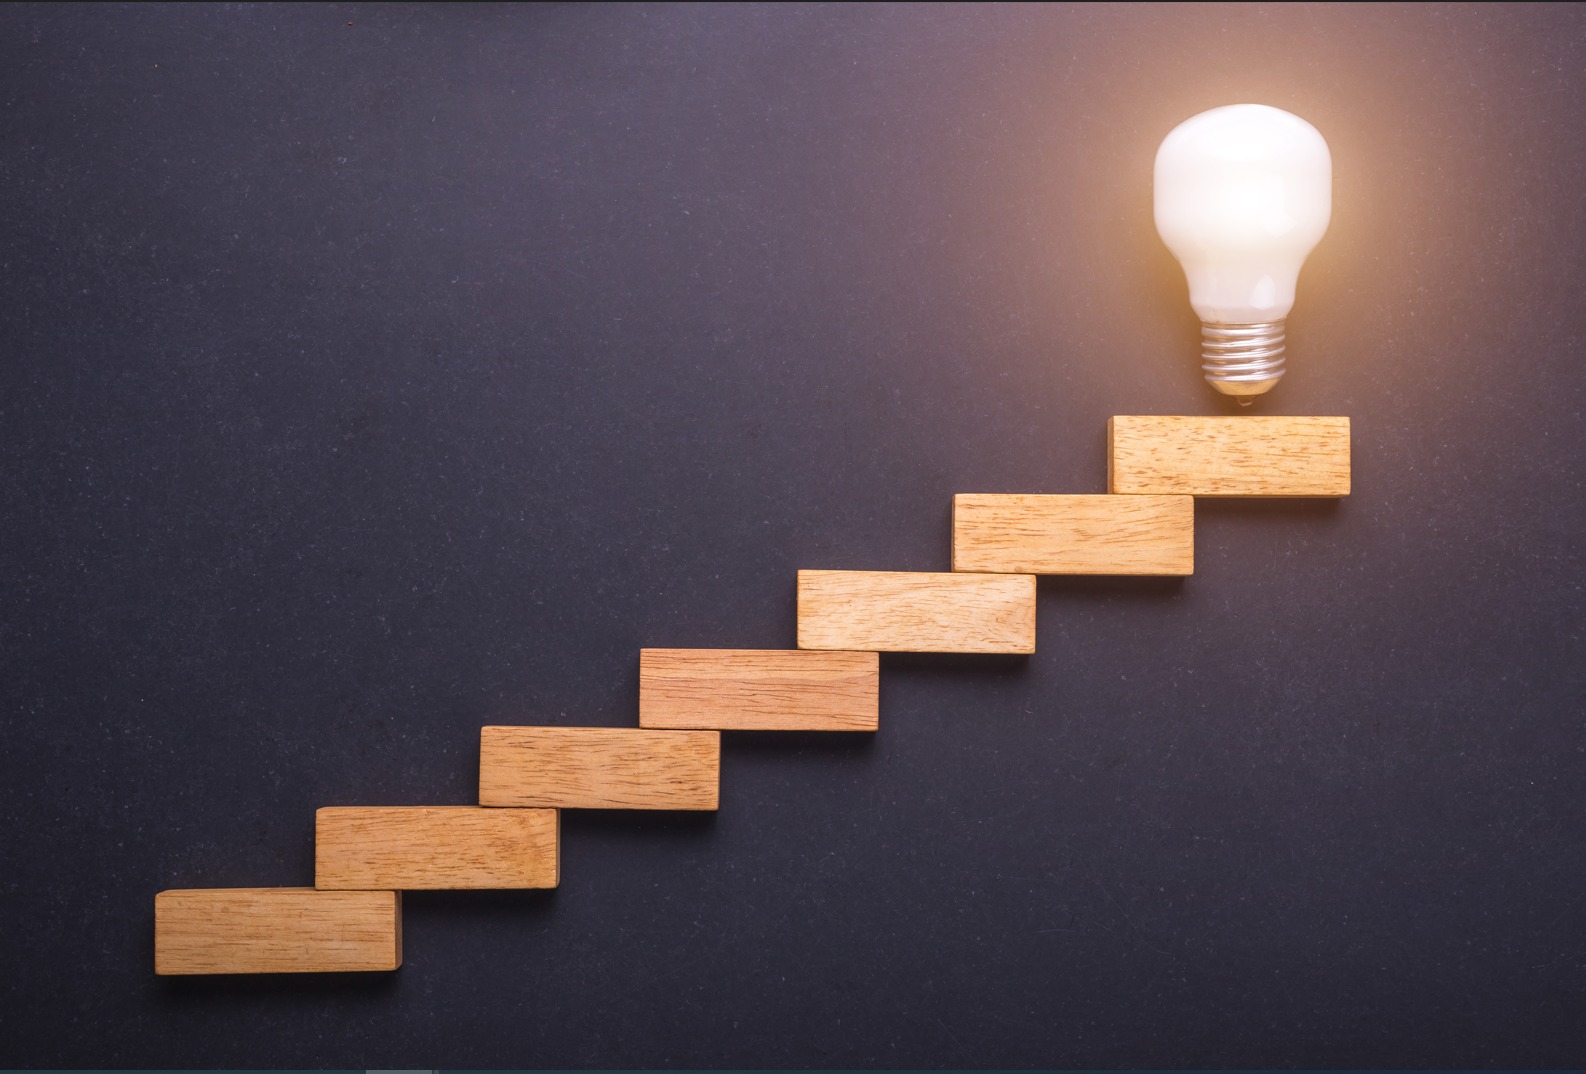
[640,648,879,731]
[1109,415,1350,497]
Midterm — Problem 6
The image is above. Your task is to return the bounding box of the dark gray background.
[3,2,1584,1068]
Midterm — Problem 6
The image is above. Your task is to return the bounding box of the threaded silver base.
[1202,321,1285,402]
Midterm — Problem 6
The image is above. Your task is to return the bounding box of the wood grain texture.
[154,887,401,975]
[478,726,720,810]
[952,493,1193,575]
[797,569,1036,653]
[639,648,879,731]
[1109,415,1351,497]
[315,806,558,890]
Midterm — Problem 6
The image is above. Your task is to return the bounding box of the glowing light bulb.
[1154,104,1331,402]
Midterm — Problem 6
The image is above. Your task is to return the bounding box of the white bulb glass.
[1154,104,1331,400]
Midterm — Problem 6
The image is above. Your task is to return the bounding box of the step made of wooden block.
[315,806,559,890]
[154,887,401,975]
[479,726,720,810]
[797,569,1036,653]
[639,648,879,731]
[1109,415,1350,497]
[952,493,1193,575]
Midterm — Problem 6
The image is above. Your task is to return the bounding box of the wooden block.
[154,887,400,975]
[315,806,559,890]
[952,494,1193,575]
[479,726,719,810]
[1109,415,1350,497]
[797,569,1035,653]
[639,648,879,732]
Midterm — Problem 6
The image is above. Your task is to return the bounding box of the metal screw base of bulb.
[1202,321,1285,403]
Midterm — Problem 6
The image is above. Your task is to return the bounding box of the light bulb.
[1154,103,1332,402]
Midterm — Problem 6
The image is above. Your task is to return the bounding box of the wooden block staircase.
[154,415,1350,975]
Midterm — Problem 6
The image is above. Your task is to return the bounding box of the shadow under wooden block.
[1109,415,1350,497]
[315,806,559,890]
[639,648,879,731]
[154,887,401,975]
[797,569,1035,654]
[478,726,720,810]
[952,493,1193,575]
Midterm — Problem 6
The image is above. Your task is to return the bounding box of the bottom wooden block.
[154,887,401,975]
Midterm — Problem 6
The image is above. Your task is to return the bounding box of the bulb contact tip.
[1202,320,1285,398]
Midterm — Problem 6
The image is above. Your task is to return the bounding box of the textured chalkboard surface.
[4,3,1584,1067]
